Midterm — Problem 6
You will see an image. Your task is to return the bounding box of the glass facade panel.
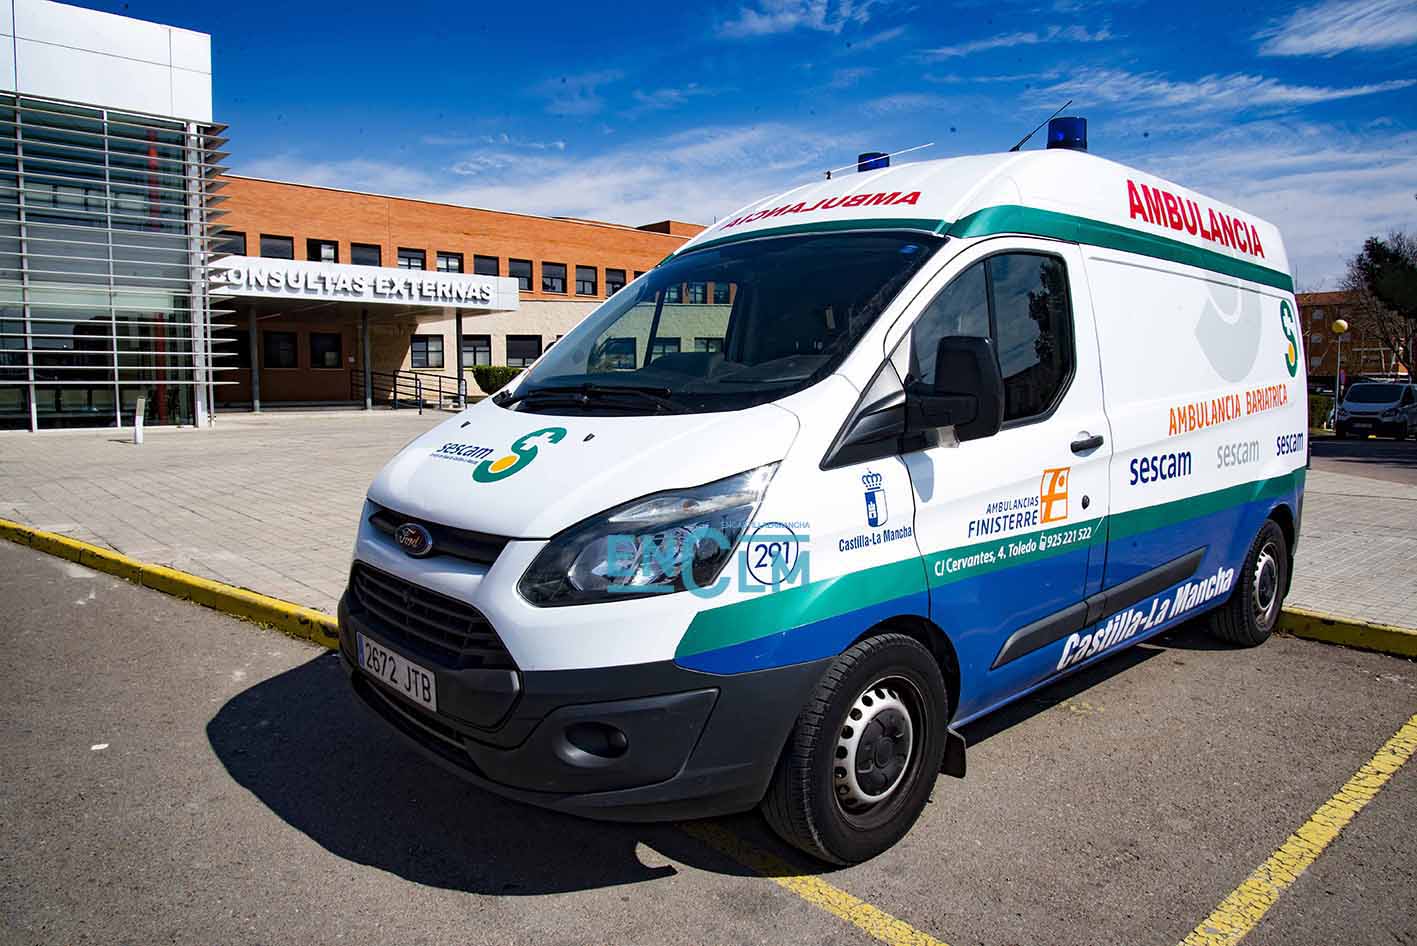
[0,94,222,429]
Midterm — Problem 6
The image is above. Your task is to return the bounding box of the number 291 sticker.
[743,521,804,587]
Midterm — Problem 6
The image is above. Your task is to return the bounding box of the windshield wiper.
[498,382,687,414]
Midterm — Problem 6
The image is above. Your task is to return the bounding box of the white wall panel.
[14,0,170,63]
[14,37,172,116]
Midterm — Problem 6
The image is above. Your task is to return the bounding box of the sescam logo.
[1216,440,1261,469]
[1130,450,1192,485]
[1280,300,1300,378]
[1276,432,1305,456]
[1058,566,1236,671]
[471,427,567,483]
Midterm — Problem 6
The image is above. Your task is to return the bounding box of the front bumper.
[339,595,830,821]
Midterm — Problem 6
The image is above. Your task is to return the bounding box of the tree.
[1342,232,1417,377]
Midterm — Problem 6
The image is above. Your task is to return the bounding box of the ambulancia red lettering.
[719,191,926,229]
[1122,179,1270,261]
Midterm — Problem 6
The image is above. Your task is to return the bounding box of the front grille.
[367,503,509,567]
[349,563,517,670]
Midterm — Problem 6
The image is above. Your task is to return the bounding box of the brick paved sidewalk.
[2,410,1413,628]
[0,410,444,611]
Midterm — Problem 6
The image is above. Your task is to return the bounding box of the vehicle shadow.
[206,621,1239,891]
[206,651,768,895]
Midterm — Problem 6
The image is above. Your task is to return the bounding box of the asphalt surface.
[1310,433,1417,486]
[2,539,1415,946]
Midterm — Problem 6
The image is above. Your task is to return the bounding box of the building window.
[411,334,444,368]
[601,337,637,370]
[712,282,730,305]
[462,334,491,367]
[542,262,566,294]
[260,235,294,259]
[219,230,246,256]
[310,332,343,369]
[436,252,463,273]
[576,265,598,296]
[506,335,543,367]
[634,271,646,279]
[649,337,681,360]
[307,239,338,263]
[351,243,381,266]
[606,268,627,295]
[687,282,707,304]
[694,337,724,353]
[509,258,533,291]
[473,255,499,276]
[263,331,298,369]
[398,248,426,270]
[664,284,682,303]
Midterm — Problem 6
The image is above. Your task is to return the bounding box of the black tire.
[761,633,948,865]
[1334,425,1348,440]
[1206,519,1289,647]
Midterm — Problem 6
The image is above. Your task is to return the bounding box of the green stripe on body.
[946,205,1294,292]
[674,470,1304,660]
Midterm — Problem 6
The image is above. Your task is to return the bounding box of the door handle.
[1070,433,1104,454]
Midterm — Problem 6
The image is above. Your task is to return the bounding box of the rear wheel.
[761,633,947,864]
[1206,519,1288,647]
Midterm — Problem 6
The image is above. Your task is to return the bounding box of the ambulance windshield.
[501,231,941,415]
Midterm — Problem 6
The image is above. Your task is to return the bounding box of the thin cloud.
[917,24,1112,61]
[862,92,949,115]
[1256,0,1417,57]
[719,0,885,38]
[536,69,624,117]
[851,25,906,49]
[827,66,874,89]
[1037,68,1416,111]
[631,84,714,113]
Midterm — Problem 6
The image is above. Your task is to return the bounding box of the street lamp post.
[1332,318,1349,430]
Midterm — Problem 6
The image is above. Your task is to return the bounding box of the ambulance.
[339,121,1308,864]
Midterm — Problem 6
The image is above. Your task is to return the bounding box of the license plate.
[1353,421,1372,429]
[358,633,437,711]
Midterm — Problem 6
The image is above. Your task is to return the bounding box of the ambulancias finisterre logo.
[394,522,434,558]
[862,469,888,527]
[471,427,567,483]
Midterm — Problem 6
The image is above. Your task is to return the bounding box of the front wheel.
[1206,519,1289,647]
[761,633,947,864]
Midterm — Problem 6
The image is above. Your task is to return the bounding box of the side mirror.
[906,336,1004,442]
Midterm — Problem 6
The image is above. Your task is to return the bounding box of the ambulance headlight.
[518,464,778,607]
[1381,407,1399,419]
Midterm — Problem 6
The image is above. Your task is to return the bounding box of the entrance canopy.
[211,256,520,312]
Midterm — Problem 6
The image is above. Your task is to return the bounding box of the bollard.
[133,395,146,445]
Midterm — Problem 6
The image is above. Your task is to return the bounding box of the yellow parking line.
[679,822,950,946]
[1179,711,1417,946]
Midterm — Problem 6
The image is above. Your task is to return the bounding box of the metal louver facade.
[0,93,229,430]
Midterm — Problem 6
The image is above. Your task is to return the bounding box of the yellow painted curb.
[1279,606,1417,660]
[0,516,339,651]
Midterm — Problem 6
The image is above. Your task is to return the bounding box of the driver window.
[907,252,1074,425]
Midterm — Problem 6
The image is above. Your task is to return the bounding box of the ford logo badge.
[394,523,434,558]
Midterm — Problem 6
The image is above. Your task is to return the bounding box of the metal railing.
[351,369,467,414]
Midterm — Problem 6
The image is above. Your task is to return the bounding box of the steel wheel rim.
[1252,540,1281,630]
[833,675,924,826]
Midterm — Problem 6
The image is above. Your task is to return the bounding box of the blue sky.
[85,0,1417,286]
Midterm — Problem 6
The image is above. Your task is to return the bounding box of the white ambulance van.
[340,131,1308,864]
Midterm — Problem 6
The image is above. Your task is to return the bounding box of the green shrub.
[1308,394,1334,430]
[471,365,523,395]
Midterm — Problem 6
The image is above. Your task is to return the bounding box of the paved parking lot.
[3,539,1414,946]
[2,411,1416,629]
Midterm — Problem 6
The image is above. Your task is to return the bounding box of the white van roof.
[674,149,1292,291]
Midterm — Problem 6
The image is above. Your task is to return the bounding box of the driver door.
[893,239,1112,720]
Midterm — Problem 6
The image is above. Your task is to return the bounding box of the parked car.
[1335,383,1417,439]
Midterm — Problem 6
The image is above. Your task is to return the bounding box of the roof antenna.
[1008,99,1072,152]
[825,142,935,180]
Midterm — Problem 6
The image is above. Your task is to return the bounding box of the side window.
[907,261,988,385]
[988,253,1073,422]
[907,252,1074,425]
